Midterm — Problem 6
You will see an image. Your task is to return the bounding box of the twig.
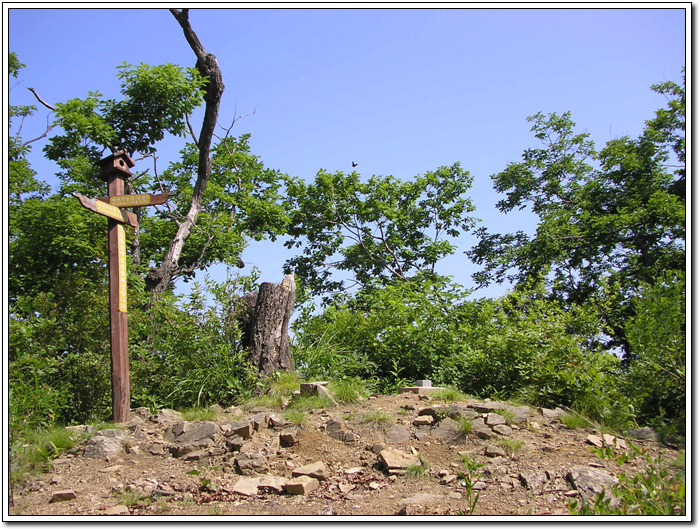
[27,87,56,111]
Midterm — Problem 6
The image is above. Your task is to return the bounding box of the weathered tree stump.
[243,273,295,377]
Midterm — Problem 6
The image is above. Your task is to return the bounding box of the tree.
[26,10,288,296]
[467,74,685,354]
[284,162,477,300]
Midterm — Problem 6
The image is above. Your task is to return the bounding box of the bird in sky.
[352,161,358,167]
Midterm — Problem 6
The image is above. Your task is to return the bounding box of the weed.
[283,409,309,427]
[328,378,369,404]
[432,387,466,403]
[560,412,590,429]
[287,394,335,412]
[497,438,524,457]
[242,395,285,411]
[209,505,226,515]
[359,410,395,430]
[494,408,516,425]
[458,455,485,515]
[569,454,685,515]
[268,371,300,397]
[181,407,219,422]
[456,416,472,436]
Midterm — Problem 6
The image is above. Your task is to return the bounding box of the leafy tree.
[468,74,685,354]
[284,163,477,299]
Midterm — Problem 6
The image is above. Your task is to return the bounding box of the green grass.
[287,394,335,412]
[432,387,467,403]
[268,371,300,397]
[457,416,472,436]
[359,410,395,430]
[560,412,591,429]
[242,395,286,411]
[181,407,219,422]
[497,438,524,457]
[327,378,368,404]
[283,409,310,427]
[494,408,516,425]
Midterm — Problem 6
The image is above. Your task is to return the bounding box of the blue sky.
[7,6,687,300]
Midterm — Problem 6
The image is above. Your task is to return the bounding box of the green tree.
[468,74,685,355]
[284,163,477,299]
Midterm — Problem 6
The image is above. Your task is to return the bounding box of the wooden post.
[99,152,135,423]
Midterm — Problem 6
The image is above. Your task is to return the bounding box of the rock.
[378,449,421,473]
[486,413,507,426]
[226,435,246,452]
[384,425,411,444]
[50,490,77,503]
[148,444,165,456]
[284,476,319,495]
[626,426,658,441]
[468,401,507,413]
[417,406,446,418]
[184,450,208,461]
[318,506,335,515]
[541,407,566,419]
[586,434,604,448]
[235,451,270,476]
[566,466,619,502]
[440,474,458,485]
[338,483,356,494]
[492,424,513,436]
[175,421,218,444]
[150,409,183,424]
[412,416,434,426]
[345,467,364,474]
[507,406,531,424]
[251,412,270,431]
[399,493,445,505]
[222,420,254,439]
[344,432,360,444]
[430,417,462,440]
[326,418,345,432]
[84,436,125,459]
[603,433,616,446]
[369,443,387,454]
[257,474,286,493]
[279,428,299,447]
[66,425,95,436]
[519,470,550,490]
[484,445,507,458]
[104,504,129,515]
[232,477,260,496]
[292,461,329,481]
[269,414,290,429]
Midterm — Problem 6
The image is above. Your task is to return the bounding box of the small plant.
[283,409,309,427]
[458,455,485,515]
[560,412,590,429]
[432,387,466,403]
[569,454,685,515]
[328,378,369,404]
[456,416,472,436]
[406,456,429,480]
[359,410,395,430]
[497,438,524,457]
[181,407,219,422]
[242,395,286,411]
[287,394,335,412]
[494,408,516,425]
[268,371,300,397]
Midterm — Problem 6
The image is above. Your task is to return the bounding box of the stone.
[150,409,183,424]
[440,474,458,485]
[222,420,253,439]
[430,417,462,440]
[251,412,270,431]
[416,380,432,387]
[176,421,218,443]
[269,414,290,429]
[184,450,208,461]
[318,506,335,515]
[472,427,494,440]
[344,432,360,444]
[257,474,286,493]
[292,461,329,481]
[626,426,658,441]
[339,483,356,494]
[345,467,364,474]
[369,443,387,454]
[484,445,507,458]
[232,477,260,496]
[66,425,95,436]
[467,401,508,413]
[603,434,616,447]
[541,407,566,419]
[508,406,531,424]
[399,493,445,505]
[235,451,269,476]
[104,504,129,515]
[485,413,507,426]
[384,425,411,444]
[586,434,604,448]
[378,449,421,472]
[412,416,434,426]
[519,470,550,490]
[226,435,246,452]
[97,429,127,440]
[492,424,513,436]
[84,436,125,459]
[284,475,319,495]
[50,490,77,503]
[326,418,345,432]
[279,428,299,447]
[566,466,619,502]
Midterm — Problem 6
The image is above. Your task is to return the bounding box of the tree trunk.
[145,9,225,294]
[247,273,295,377]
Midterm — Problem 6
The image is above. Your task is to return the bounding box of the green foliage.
[569,454,685,515]
[327,377,371,404]
[621,271,685,434]
[458,455,485,515]
[468,73,685,356]
[181,407,220,422]
[560,412,591,430]
[359,410,395,430]
[284,163,477,298]
[456,416,472,436]
[267,371,300,398]
[497,438,524,457]
[431,387,467,403]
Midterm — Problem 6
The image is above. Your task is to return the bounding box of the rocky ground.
[9,386,683,519]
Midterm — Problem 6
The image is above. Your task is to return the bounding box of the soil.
[8,391,682,519]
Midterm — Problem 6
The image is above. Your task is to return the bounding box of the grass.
[560,412,591,429]
[242,395,286,411]
[287,394,335,412]
[497,438,524,457]
[181,407,219,422]
[359,410,395,430]
[283,409,310,427]
[494,408,516,425]
[431,387,467,403]
[327,378,368,404]
[457,416,472,436]
[268,371,300,397]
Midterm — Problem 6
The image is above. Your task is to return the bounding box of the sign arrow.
[72,192,138,228]
[97,192,176,208]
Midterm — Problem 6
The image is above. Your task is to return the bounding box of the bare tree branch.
[27,87,56,111]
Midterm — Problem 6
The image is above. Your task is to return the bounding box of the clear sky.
[7,5,688,300]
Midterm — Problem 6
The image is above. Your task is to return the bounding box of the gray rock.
[541,407,566,419]
[399,493,445,505]
[250,412,270,431]
[430,416,462,440]
[130,407,152,420]
[292,461,329,481]
[176,421,218,443]
[484,445,507,458]
[284,475,319,495]
[50,490,77,503]
[150,409,183,424]
[384,425,412,444]
[379,449,421,472]
[486,413,507,426]
[96,429,127,440]
[226,435,245,452]
[492,424,513,436]
[83,435,125,459]
[232,477,260,496]
[235,451,269,476]
[344,432,360,444]
[468,401,507,413]
[279,428,300,447]
[519,470,551,490]
[566,466,619,502]
[626,426,659,441]
[222,420,253,439]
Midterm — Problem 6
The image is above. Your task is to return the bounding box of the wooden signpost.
[73,151,172,422]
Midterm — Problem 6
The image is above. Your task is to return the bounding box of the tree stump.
[245,273,295,377]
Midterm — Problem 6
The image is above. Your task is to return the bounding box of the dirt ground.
[8,391,684,520]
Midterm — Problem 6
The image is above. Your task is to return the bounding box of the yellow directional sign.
[97,192,175,208]
[117,224,127,312]
[72,192,138,228]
